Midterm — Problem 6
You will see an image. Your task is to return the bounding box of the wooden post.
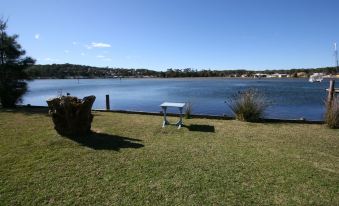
[327,80,335,105]
[105,94,110,110]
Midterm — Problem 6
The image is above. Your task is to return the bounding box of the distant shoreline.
[30,76,338,80]
[26,64,339,79]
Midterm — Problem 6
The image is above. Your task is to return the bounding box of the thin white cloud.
[72,41,77,45]
[64,50,70,53]
[84,42,111,49]
[96,55,105,58]
[91,42,111,48]
[81,52,86,56]
[44,57,59,62]
[34,34,40,39]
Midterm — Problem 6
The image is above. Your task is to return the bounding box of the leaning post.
[105,94,110,110]
[327,80,335,105]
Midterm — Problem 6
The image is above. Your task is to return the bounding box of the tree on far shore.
[0,18,35,107]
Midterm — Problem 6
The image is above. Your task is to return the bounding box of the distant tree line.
[26,64,339,79]
[25,64,159,78]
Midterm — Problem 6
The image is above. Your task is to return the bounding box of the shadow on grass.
[65,131,144,151]
[0,106,49,116]
[184,124,215,133]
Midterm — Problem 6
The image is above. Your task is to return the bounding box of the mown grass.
[0,108,338,205]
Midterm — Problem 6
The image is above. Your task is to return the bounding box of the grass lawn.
[0,108,338,205]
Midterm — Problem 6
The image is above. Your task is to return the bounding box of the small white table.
[160,102,186,129]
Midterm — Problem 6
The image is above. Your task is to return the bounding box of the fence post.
[327,80,335,105]
[105,94,110,110]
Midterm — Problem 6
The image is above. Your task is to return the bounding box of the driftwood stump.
[46,95,96,136]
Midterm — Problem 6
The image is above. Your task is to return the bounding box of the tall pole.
[327,80,335,105]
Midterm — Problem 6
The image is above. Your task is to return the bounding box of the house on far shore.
[268,73,289,78]
[254,73,267,78]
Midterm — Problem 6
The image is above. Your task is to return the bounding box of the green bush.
[185,102,193,119]
[226,89,268,122]
[0,80,27,107]
[325,97,339,129]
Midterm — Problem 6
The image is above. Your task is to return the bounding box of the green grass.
[0,108,338,205]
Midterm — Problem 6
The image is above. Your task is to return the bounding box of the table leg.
[177,107,183,129]
[162,106,169,127]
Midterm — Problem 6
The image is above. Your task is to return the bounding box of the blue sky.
[1,0,339,70]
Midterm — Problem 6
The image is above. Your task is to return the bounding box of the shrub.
[226,89,268,122]
[325,96,339,129]
[185,102,193,119]
[0,79,27,107]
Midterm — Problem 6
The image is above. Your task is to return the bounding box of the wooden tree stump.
[46,95,96,136]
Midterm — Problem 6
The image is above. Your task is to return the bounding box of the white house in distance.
[253,73,289,78]
[268,73,289,78]
[253,73,267,78]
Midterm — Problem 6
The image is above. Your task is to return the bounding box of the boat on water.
[309,73,324,83]
[309,43,338,83]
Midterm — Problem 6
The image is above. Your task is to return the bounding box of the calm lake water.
[22,78,330,120]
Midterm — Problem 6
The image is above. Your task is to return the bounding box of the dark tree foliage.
[26,64,160,79]
[0,18,35,107]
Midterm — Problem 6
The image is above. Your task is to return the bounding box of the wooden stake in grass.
[327,80,335,106]
[325,80,339,129]
[106,94,110,110]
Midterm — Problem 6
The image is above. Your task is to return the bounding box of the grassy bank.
[0,108,338,205]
